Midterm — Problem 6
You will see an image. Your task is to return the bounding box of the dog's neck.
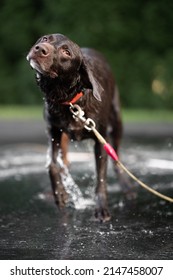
[36,72,84,106]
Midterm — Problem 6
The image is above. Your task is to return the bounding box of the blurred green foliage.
[1,0,173,108]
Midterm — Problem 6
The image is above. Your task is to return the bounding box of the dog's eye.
[42,36,48,42]
[65,50,71,56]
[62,49,71,57]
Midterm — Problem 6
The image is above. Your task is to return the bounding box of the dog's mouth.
[26,43,58,79]
[27,57,58,79]
[28,58,42,73]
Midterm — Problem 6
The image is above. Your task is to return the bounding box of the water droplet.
[118,200,124,208]
[168,142,172,148]
[110,224,113,229]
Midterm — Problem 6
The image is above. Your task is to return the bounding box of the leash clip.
[69,103,96,131]
[84,118,96,131]
[69,104,85,122]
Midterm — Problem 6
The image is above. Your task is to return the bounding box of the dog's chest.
[68,117,88,141]
[47,106,89,141]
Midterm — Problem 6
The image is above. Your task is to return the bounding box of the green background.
[1,0,173,110]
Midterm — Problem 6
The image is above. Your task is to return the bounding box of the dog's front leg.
[94,140,111,222]
[47,127,68,208]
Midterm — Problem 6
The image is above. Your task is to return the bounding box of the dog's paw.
[95,207,111,223]
[123,187,138,201]
[95,193,111,222]
[119,174,138,200]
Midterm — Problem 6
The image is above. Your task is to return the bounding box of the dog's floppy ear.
[80,57,103,102]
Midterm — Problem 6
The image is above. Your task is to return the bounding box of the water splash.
[57,153,94,209]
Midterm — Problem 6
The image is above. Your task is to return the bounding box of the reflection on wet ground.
[0,138,173,259]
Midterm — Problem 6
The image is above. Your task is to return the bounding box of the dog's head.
[27,33,102,101]
[26,34,82,79]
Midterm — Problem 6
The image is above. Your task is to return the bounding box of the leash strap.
[69,103,173,203]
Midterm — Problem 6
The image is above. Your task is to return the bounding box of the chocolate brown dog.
[27,33,128,222]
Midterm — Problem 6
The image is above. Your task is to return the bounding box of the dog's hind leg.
[109,90,136,199]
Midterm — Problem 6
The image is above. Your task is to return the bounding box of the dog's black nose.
[34,43,49,56]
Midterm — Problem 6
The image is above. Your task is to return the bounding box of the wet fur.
[27,33,128,222]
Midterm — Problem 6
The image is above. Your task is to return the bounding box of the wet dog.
[27,33,129,222]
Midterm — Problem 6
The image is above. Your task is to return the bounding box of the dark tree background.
[1,0,173,108]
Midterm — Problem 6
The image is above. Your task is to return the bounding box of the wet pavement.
[0,135,173,260]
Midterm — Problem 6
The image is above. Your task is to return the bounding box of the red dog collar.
[62,92,83,105]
